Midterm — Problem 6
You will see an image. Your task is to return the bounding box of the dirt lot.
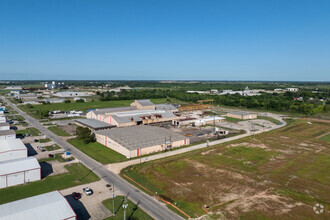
[122,120,330,219]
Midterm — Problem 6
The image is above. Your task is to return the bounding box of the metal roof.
[155,104,178,111]
[92,106,137,115]
[229,111,255,116]
[136,99,154,106]
[0,139,26,153]
[76,119,115,129]
[0,191,76,220]
[0,157,40,175]
[0,129,15,136]
[96,125,188,150]
[0,122,10,127]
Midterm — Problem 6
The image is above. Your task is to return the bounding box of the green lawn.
[257,116,281,125]
[225,116,244,122]
[38,153,75,163]
[0,163,99,205]
[68,138,127,164]
[16,127,41,136]
[320,133,330,142]
[103,196,153,220]
[39,138,51,143]
[18,98,174,119]
[44,144,61,151]
[48,126,71,136]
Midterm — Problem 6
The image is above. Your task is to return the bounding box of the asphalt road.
[3,97,183,220]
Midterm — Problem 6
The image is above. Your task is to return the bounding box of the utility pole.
[122,195,128,220]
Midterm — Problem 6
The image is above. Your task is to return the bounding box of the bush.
[76,98,85,103]
[76,126,94,143]
[64,99,71,103]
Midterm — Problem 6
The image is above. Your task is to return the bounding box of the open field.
[18,98,180,119]
[122,120,330,219]
[47,125,71,136]
[68,138,127,164]
[15,127,41,136]
[0,163,99,205]
[321,134,330,142]
[103,196,153,220]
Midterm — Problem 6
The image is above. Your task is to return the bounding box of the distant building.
[45,81,56,89]
[95,126,189,158]
[285,88,299,92]
[0,156,40,188]
[227,112,257,120]
[54,91,92,97]
[0,191,76,219]
[5,86,22,90]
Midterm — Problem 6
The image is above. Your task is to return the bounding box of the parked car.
[48,154,54,158]
[25,133,30,137]
[34,139,39,142]
[72,192,81,200]
[83,187,93,196]
[37,146,46,152]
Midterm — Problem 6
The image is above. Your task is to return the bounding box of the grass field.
[257,116,281,125]
[0,163,99,205]
[122,120,330,219]
[44,144,61,151]
[18,98,178,119]
[224,116,243,122]
[48,125,71,136]
[15,127,41,136]
[68,138,127,164]
[103,196,153,220]
[320,133,330,142]
[38,153,74,163]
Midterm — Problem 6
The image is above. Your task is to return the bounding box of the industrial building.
[0,122,10,130]
[54,91,92,97]
[0,116,6,123]
[86,100,178,127]
[0,139,27,162]
[76,118,115,131]
[173,116,226,126]
[0,157,41,188]
[227,112,257,120]
[0,130,16,140]
[0,191,76,220]
[95,126,189,158]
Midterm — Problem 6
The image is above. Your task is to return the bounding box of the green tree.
[76,126,94,143]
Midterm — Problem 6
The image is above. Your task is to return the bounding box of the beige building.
[227,112,257,120]
[95,126,189,158]
[86,100,178,127]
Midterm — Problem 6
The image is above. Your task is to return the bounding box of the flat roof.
[228,111,255,116]
[76,119,115,129]
[96,125,188,150]
[110,110,177,124]
[0,191,76,220]
[0,157,40,175]
[136,99,154,106]
[0,138,26,153]
[91,106,137,115]
[0,130,15,136]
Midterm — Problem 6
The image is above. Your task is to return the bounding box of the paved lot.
[60,180,124,220]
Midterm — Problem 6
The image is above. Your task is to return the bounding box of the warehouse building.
[0,156,41,188]
[0,191,76,220]
[0,130,16,140]
[86,100,178,127]
[0,116,6,123]
[0,122,10,130]
[95,126,189,158]
[76,118,115,131]
[0,139,27,162]
[227,112,257,120]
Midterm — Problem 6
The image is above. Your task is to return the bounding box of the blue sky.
[0,0,329,81]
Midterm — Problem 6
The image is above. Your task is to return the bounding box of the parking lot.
[60,180,124,220]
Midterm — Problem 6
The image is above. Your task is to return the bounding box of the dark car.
[48,154,54,158]
[72,192,81,200]
[34,139,39,142]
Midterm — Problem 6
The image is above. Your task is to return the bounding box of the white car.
[83,187,93,196]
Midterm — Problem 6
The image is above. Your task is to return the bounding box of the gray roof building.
[76,119,115,130]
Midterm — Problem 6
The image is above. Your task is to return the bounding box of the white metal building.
[0,139,27,162]
[0,191,76,220]
[0,122,10,130]
[0,157,41,188]
[0,130,16,140]
[0,116,6,123]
